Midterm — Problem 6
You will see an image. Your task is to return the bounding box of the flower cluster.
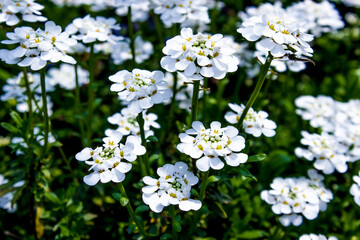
[0,21,77,70]
[65,15,122,44]
[142,162,201,212]
[295,96,360,173]
[225,103,277,138]
[161,28,239,80]
[75,134,145,186]
[0,175,24,213]
[105,107,160,140]
[350,171,360,207]
[47,63,89,90]
[0,0,47,26]
[177,121,248,172]
[109,69,171,114]
[261,169,333,227]
[1,72,54,115]
[299,234,338,240]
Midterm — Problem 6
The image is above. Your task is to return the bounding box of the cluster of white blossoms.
[65,15,122,44]
[110,36,153,65]
[225,103,277,138]
[0,175,24,213]
[261,169,333,227]
[350,171,360,207]
[161,28,239,80]
[177,121,248,172]
[47,63,89,90]
[0,0,47,26]
[105,107,160,140]
[152,0,210,28]
[0,21,77,70]
[299,234,338,240]
[75,134,145,186]
[161,73,203,110]
[109,69,171,114]
[142,162,201,212]
[295,96,360,173]
[1,72,54,115]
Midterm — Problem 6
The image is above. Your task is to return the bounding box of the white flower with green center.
[177,121,248,172]
[237,10,314,59]
[161,28,239,80]
[75,134,145,186]
[225,103,277,137]
[142,162,201,212]
[109,69,171,114]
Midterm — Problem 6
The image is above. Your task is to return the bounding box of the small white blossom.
[142,162,201,212]
[299,234,338,240]
[261,169,333,227]
[225,103,277,137]
[109,69,171,114]
[75,134,145,186]
[161,28,239,80]
[177,121,248,172]
[0,175,24,213]
[0,0,47,26]
[350,171,360,207]
[342,0,360,7]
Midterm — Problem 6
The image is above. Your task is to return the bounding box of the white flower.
[161,28,239,80]
[75,134,145,186]
[142,162,201,212]
[261,170,333,227]
[1,21,77,70]
[225,103,277,137]
[66,15,122,44]
[109,69,171,114]
[46,63,89,90]
[0,0,47,26]
[0,175,24,213]
[299,234,338,240]
[177,121,248,172]
[237,8,314,59]
[342,0,360,7]
[114,0,151,22]
[350,171,360,207]
[105,107,160,140]
[110,36,153,65]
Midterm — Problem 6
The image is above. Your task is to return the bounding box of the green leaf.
[50,141,63,148]
[83,213,97,221]
[239,167,257,182]
[146,135,158,142]
[149,154,159,163]
[135,205,149,213]
[1,122,20,134]
[160,233,171,240]
[44,192,60,204]
[236,230,268,239]
[248,154,267,163]
[112,192,122,202]
[174,215,182,232]
[10,111,22,128]
[120,197,129,207]
[206,175,221,185]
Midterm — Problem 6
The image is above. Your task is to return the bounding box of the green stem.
[199,170,210,202]
[74,64,85,147]
[201,78,208,121]
[170,205,178,240]
[22,67,33,138]
[128,6,136,66]
[151,10,164,47]
[117,183,147,237]
[190,80,200,125]
[40,67,49,155]
[168,73,178,128]
[57,144,79,185]
[236,54,273,130]
[87,43,95,146]
[233,71,245,103]
[137,113,150,176]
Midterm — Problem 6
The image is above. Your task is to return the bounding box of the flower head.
[142,162,201,212]
[177,121,248,172]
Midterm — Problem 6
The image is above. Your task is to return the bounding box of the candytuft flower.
[177,121,248,172]
[142,162,201,212]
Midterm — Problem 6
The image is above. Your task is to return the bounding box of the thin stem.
[57,145,79,184]
[236,55,273,130]
[128,6,136,66]
[117,183,147,237]
[168,72,178,128]
[74,64,85,147]
[201,78,208,121]
[40,67,49,155]
[151,10,164,47]
[86,43,95,146]
[137,113,150,176]
[199,170,210,202]
[170,205,178,240]
[190,80,200,125]
[22,68,33,134]
[233,71,245,103]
